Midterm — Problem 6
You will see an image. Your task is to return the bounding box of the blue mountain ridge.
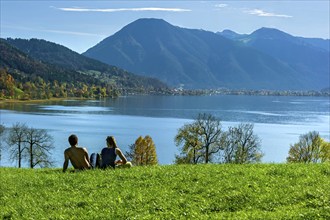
[84,18,329,90]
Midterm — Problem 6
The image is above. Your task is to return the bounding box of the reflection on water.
[39,105,112,113]
[230,110,285,117]
[0,95,329,167]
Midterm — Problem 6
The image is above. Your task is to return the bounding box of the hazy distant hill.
[218,28,330,52]
[297,37,329,52]
[4,38,168,91]
[218,28,329,90]
[84,18,329,90]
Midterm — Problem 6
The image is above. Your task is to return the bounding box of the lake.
[0,95,329,167]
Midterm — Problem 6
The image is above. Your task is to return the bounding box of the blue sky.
[1,1,329,53]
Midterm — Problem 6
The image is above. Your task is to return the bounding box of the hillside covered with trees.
[0,38,168,100]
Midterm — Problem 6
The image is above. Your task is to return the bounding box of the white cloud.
[2,25,105,37]
[215,4,228,8]
[55,7,191,12]
[246,9,292,18]
[45,29,106,37]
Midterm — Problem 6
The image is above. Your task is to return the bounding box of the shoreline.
[1,88,329,105]
[0,97,93,104]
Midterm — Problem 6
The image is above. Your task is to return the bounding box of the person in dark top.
[100,136,132,169]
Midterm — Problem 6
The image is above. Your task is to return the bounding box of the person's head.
[106,136,118,148]
[68,134,78,146]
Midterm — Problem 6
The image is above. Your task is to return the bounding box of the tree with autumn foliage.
[129,135,158,166]
[0,68,19,99]
[287,131,330,163]
[174,123,203,164]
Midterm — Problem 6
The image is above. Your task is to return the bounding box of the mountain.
[218,28,329,90]
[218,28,330,52]
[217,30,248,41]
[297,37,329,52]
[0,39,94,84]
[3,38,168,91]
[84,18,329,90]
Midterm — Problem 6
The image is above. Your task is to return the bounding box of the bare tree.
[125,143,135,162]
[0,124,5,163]
[6,123,54,168]
[175,113,225,164]
[222,123,263,164]
[25,127,54,168]
[7,123,28,168]
[195,113,225,163]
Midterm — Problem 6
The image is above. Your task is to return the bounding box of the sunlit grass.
[1,164,329,219]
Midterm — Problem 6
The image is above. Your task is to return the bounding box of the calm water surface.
[0,95,329,167]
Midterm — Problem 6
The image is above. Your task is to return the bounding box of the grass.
[1,164,329,219]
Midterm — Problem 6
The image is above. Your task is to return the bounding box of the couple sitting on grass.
[63,134,132,172]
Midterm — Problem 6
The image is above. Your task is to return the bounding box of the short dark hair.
[68,134,78,146]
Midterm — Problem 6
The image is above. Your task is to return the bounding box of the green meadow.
[1,164,329,219]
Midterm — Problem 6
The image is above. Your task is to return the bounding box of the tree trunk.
[30,144,33,168]
[18,143,21,168]
[205,145,209,164]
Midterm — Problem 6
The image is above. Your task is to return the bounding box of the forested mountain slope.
[0,39,168,99]
[5,38,168,91]
[84,18,329,90]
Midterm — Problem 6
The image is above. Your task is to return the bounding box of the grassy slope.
[1,164,329,219]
